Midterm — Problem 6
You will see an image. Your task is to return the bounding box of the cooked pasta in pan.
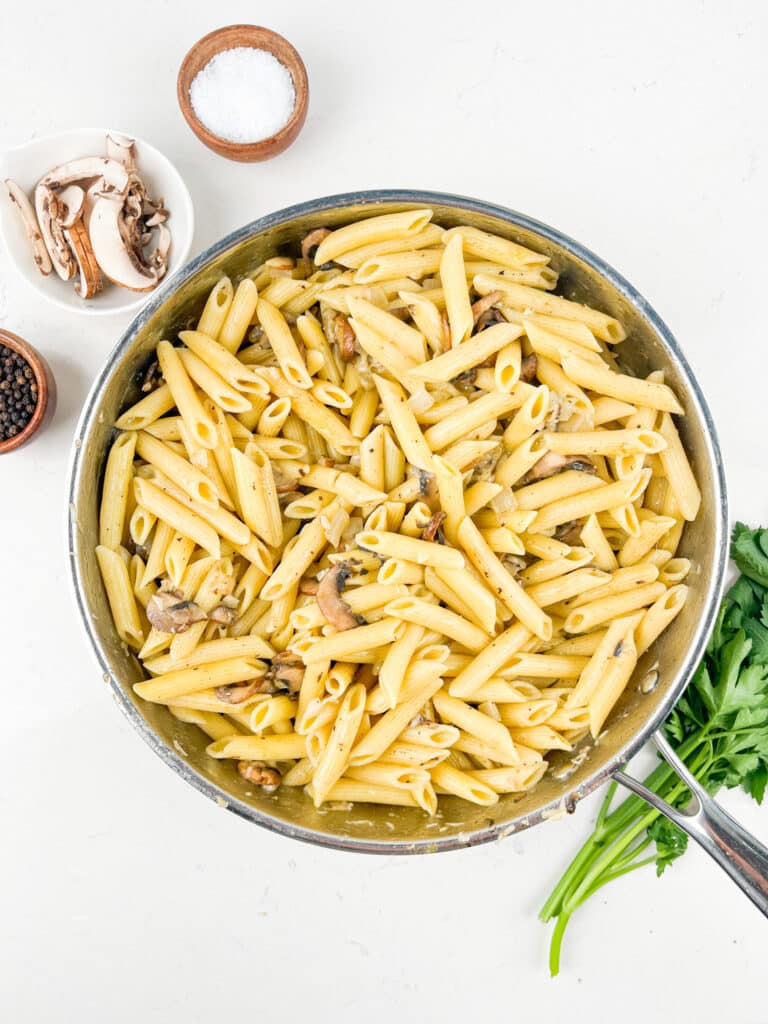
[96,209,700,812]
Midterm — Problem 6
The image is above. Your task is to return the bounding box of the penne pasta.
[98,213,700,816]
[314,209,433,264]
[560,353,683,414]
[457,517,552,640]
[218,278,259,354]
[475,274,626,342]
[177,348,253,414]
[256,298,313,389]
[197,276,234,338]
[96,545,144,648]
[99,431,136,549]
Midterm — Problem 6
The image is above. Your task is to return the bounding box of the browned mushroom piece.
[208,603,238,626]
[452,368,477,389]
[268,652,305,694]
[501,554,528,579]
[316,563,362,631]
[554,520,586,546]
[475,307,507,332]
[422,510,446,543]
[471,289,504,325]
[237,761,282,792]
[299,578,319,596]
[333,313,357,362]
[518,452,597,486]
[418,469,437,498]
[467,446,503,481]
[146,587,208,633]
[140,358,162,393]
[214,679,264,704]
[301,227,332,262]
[520,354,538,382]
[271,461,301,495]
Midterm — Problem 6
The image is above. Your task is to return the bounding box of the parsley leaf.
[732,521,768,587]
[647,817,688,875]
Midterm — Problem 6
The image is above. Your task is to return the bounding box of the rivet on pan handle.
[614,730,768,918]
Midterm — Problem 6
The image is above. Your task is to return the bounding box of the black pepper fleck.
[0,344,38,441]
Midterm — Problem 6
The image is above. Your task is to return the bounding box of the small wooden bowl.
[0,329,56,454]
[177,25,309,163]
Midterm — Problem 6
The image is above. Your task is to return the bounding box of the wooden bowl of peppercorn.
[0,329,56,454]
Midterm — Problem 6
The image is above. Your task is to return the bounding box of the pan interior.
[69,194,726,853]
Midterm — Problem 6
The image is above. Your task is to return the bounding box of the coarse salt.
[189,46,296,144]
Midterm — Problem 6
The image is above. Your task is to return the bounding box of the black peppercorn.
[0,344,38,442]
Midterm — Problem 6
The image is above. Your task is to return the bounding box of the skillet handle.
[613,729,768,918]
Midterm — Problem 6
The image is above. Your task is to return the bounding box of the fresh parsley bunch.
[540,522,768,975]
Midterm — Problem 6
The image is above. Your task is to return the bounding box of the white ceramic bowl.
[0,128,194,317]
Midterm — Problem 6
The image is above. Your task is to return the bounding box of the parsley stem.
[548,911,570,977]
[549,740,711,933]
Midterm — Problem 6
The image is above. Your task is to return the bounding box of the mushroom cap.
[88,191,159,292]
[39,156,129,193]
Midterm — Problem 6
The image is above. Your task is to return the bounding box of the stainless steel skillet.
[66,190,767,911]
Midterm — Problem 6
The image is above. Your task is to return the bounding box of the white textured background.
[1,2,766,1020]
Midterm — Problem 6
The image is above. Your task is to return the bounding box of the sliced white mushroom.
[54,185,101,299]
[64,218,102,299]
[14,135,171,299]
[34,183,76,280]
[105,132,137,172]
[4,179,52,276]
[39,156,129,193]
[88,191,158,292]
